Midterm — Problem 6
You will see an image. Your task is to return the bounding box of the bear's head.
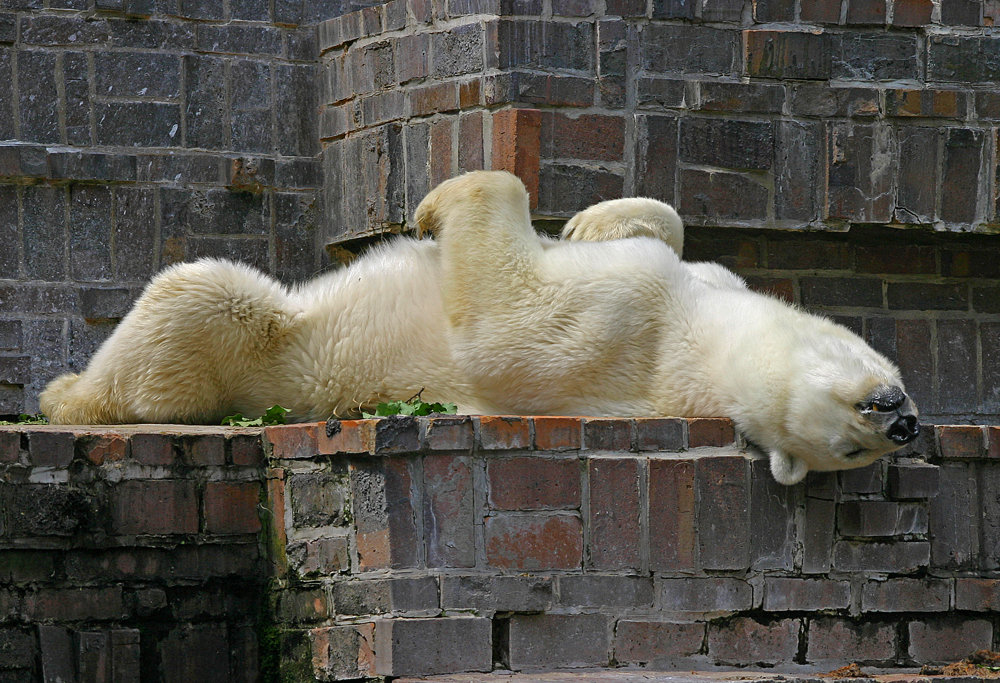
[766,330,920,486]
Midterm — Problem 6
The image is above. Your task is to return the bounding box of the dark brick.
[892,0,932,25]
[745,30,832,80]
[162,188,270,237]
[651,0,696,17]
[887,89,965,118]
[375,617,491,676]
[763,578,850,611]
[433,23,484,76]
[508,614,610,669]
[205,481,261,534]
[887,459,939,499]
[588,457,641,569]
[680,119,773,171]
[956,578,1000,610]
[807,618,897,664]
[311,624,375,681]
[635,418,685,451]
[833,34,919,80]
[941,0,981,24]
[937,320,977,414]
[697,81,784,113]
[929,463,978,569]
[614,621,705,665]
[833,540,929,572]
[79,287,132,321]
[826,123,894,222]
[636,78,685,109]
[96,102,180,147]
[845,0,886,22]
[558,575,653,608]
[679,170,768,221]
[642,25,738,76]
[801,277,882,309]
[22,186,64,280]
[441,575,554,612]
[648,458,696,570]
[582,418,631,451]
[800,0,841,21]
[697,456,749,570]
[941,128,984,224]
[984,323,1000,413]
[21,16,110,45]
[908,618,993,664]
[543,113,625,163]
[787,84,880,118]
[333,576,438,615]
[896,126,940,224]
[750,458,796,570]
[709,618,799,666]
[184,55,227,149]
[230,61,272,154]
[423,454,474,567]
[839,500,928,536]
[635,115,677,204]
[351,456,419,570]
[112,480,198,535]
[488,456,580,510]
[94,51,179,98]
[861,578,950,612]
[838,462,883,494]
[980,462,1000,569]
[196,23,281,55]
[288,470,349,528]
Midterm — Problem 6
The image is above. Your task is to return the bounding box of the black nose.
[887,414,920,444]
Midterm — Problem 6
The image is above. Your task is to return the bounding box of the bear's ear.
[769,449,808,486]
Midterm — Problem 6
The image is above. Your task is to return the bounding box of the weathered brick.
[423,416,474,451]
[23,185,65,281]
[980,462,1000,569]
[838,500,928,536]
[775,120,822,221]
[24,586,124,621]
[826,123,894,222]
[485,512,583,570]
[801,277,883,308]
[38,625,73,682]
[289,469,349,528]
[375,617,491,676]
[680,119,773,171]
[275,588,328,623]
[311,624,375,681]
[745,30,832,80]
[658,577,751,612]
[708,618,799,666]
[887,459,940,499]
[941,128,984,224]
[441,575,554,612]
[508,613,610,669]
[642,25,738,76]
[908,618,992,664]
[635,418,685,451]
[112,480,198,535]
[930,463,979,569]
[806,618,897,664]
[648,458,696,571]
[832,540,929,572]
[892,0,932,25]
[204,481,261,534]
[834,34,919,80]
[936,425,986,459]
[1,483,92,537]
[476,415,531,450]
[288,535,350,576]
[532,416,582,451]
[558,575,653,608]
[27,430,75,468]
[614,621,705,665]
[129,433,177,466]
[158,624,231,682]
[543,113,625,163]
[488,456,580,510]
[861,578,951,612]
[333,577,438,615]
[838,461,883,494]
[763,578,850,611]
[955,578,1000,610]
[750,459,797,570]
[937,320,978,413]
[688,418,735,447]
[588,457,640,569]
[423,454,475,567]
[351,457,420,570]
[582,418,631,451]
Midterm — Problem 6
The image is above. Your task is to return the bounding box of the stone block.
[96,101,181,147]
[508,613,610,669]
[375,617,492,676]
[288,535,350,577]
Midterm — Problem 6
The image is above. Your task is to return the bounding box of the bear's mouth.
[844,447,868,459]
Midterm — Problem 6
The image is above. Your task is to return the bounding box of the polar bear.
[41,171,919,484]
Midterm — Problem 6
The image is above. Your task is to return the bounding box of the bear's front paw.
[769,449,809,486]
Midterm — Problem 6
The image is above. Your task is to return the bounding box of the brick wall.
[5,418,999,681]
[2,0,999,421]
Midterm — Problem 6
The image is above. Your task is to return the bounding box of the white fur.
[41,171,916,484]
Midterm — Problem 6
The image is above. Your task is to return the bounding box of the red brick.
[806,618,897,663]
[129,433,177,466]
[204,481,262,534]
[112,480,198,535]
[429,118,453,187]
[532,416,582,450]
[634,418,685,451]
[265,423,318,459]
[423,415,473,451]
[0,430,19,462]
[407,81,458,117]
[937,424,986,459]
[588,457,640,569]
[312,623,375,680]
[892,0,932,25]
[543,112,625,162]
[458,78,481,108]
[318,419,374,454]
[186,434,225,466]
[801,0,841,21]
[908,618,993,663]
[485,513,583,570]
[423,454,475,567]
[708,617,799,666]
[476,416,530,450]
[488,456,581,510]
[28,430,75,467]
[458,111,484,173]
[78,433,127,465]
[687,418,735,447]
[229,433,265,466]
[861,578,950,612]
[648,458,695,571]
[989,427,1000,458]
[614,621,705,665]
[846,0,886,23]
[491,108,541,209]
